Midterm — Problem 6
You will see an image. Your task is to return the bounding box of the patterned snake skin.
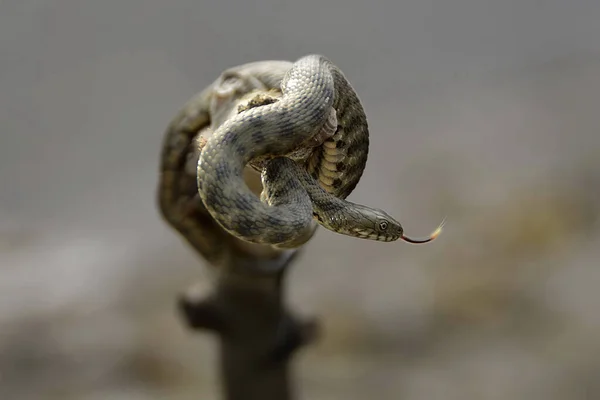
[195,54,443,248]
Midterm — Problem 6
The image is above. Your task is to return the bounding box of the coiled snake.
[159,54,442,256]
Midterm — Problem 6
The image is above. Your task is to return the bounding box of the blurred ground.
[1,1,600,399]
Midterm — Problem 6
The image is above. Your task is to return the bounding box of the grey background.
[1,1,600,399]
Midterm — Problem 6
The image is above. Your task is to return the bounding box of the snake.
[196,54,443,248]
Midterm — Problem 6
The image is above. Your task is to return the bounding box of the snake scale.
[159,54,442,257]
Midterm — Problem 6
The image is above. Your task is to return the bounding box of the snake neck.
[277,157,403,242]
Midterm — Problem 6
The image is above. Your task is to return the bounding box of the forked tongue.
[401,217,446,244]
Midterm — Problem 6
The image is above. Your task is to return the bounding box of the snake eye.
[379,221,389,231]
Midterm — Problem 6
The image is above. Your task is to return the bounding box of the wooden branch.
[179,249,319,400]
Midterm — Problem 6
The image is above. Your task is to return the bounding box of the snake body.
[159,54,441,258]
[158,61,298,264]
[198,55,418,247]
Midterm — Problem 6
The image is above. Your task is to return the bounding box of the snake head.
[372,215,405,242]
[341,206,404,242]
[341,205,444,244]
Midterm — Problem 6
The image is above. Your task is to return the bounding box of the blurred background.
[1,1,600,399]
